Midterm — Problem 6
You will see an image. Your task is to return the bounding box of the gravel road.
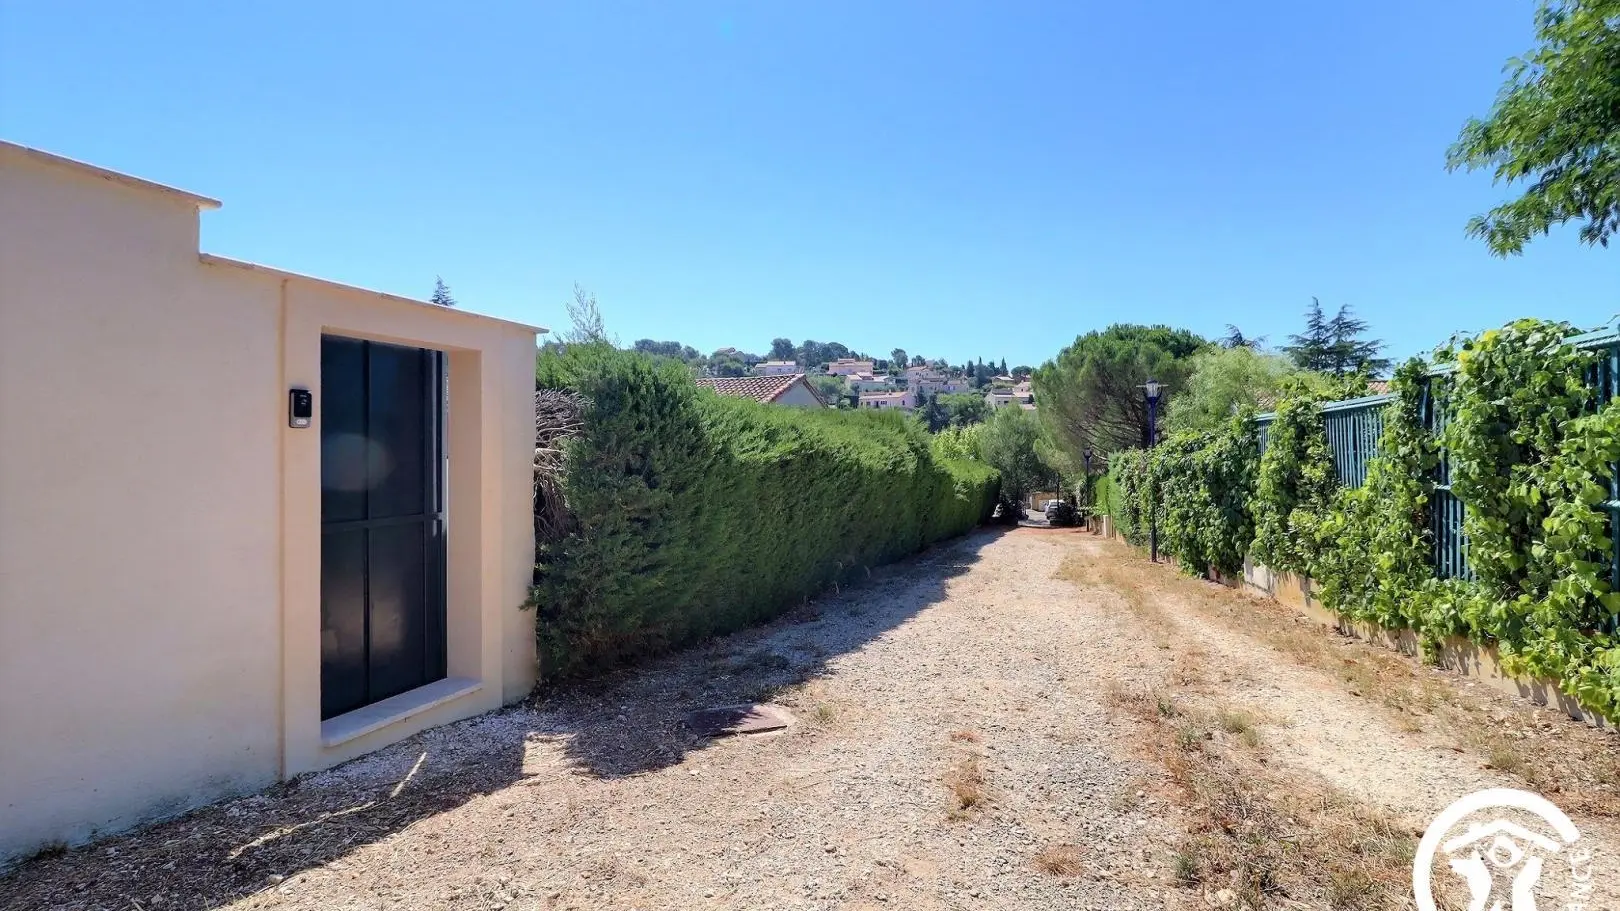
[2,529,1183,910]
[10,527,1614,910]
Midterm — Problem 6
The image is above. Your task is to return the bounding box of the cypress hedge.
[532,344,999,678]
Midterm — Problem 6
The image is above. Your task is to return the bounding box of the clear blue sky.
[4,2,1616,370]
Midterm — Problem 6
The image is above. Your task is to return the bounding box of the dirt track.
[4,528,1616,910]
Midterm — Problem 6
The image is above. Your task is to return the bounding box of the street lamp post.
[1140,380,1163,563]
[1082,446,1094,534]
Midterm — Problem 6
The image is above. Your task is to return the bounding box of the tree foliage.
[1447,0,1620,255]
[1032,324,1207,464]
[633,339,701,361]
[770,337,796,361]
[1283,298,1389,376]
[807,373,849,406]
[975,406,1052,519]
[1220,324,1263,349]
[937,391,990,428]
[1164,345,1304,434]
[563,284,612,345]
[930,423,984,463]
[430,276,456,307]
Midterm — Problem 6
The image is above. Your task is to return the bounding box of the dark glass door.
[320,336,446,720]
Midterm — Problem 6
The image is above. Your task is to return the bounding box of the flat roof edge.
[0,140,222,209]
[199,254,548,335]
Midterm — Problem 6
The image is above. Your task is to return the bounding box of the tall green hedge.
[533,344,999,677]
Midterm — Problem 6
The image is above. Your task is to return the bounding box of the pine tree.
[1325,305,1389,376]
[1284,298,1388,376]
[1283,299,1332,370]
[1221,325,1265,349]
[430,277,456,308]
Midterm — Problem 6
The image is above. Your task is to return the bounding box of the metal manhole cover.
[686,703,795,737]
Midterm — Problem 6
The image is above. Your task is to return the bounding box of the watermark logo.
[1414,788,1594,911]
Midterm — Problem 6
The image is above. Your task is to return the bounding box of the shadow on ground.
[533,526,1004,779]
[0,527,1005,911]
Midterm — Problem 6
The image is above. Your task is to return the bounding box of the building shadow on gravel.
[0,722,538,911]
[0,528,1006,911]
[534,526,1008,779]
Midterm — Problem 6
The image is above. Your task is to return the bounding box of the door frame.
[277,278,529,779]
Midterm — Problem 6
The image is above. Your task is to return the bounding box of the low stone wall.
[1241,556,1608,729]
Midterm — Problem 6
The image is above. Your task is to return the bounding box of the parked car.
[1044,498,1078,527]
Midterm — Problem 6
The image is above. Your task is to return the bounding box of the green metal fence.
[1256,323,1620,592]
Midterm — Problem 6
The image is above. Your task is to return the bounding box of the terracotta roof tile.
[696,373,825,405]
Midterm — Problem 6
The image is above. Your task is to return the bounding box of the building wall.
[774,383,824,408]
[0,149,284,859]
[0,143,539,865]
[826,360,874,376]
[858,392,913,410]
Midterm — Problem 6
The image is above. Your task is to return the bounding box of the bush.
[1304,359,1436,631]
[533,345,999,677]
[1105,411,1258,576]
[1250,383,1338,575]
[1108,449,1152,547]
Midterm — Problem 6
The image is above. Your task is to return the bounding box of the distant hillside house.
[697,373,827,408]
[986,388,1034,410]
[753,360,799,376]
[905,367,949,394]
[858,390,914,411]
[845,373,897,394]
[826,358,875,376]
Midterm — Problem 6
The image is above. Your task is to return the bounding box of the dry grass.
[1032,844,1086,877]
[944,755,987,817]
[1113,686,1417,909]
[811,703,837,725]
[1486,742,1526,775]
[948,729,981,743]
[1215,709,1263,748]
[1079,542,1620,818]
[1093,583,1417,909]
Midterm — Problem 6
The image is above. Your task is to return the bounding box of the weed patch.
[944,756,987,817]
[1032,845,1085,877]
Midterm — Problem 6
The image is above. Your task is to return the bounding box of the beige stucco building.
[0,142,542,865]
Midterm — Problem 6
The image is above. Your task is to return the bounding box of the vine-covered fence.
[1258,322,1620,588]
[1113,319,1620,721]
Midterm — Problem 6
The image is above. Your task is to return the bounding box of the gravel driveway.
[3,529,1182,910]
[12,527,1614,910]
